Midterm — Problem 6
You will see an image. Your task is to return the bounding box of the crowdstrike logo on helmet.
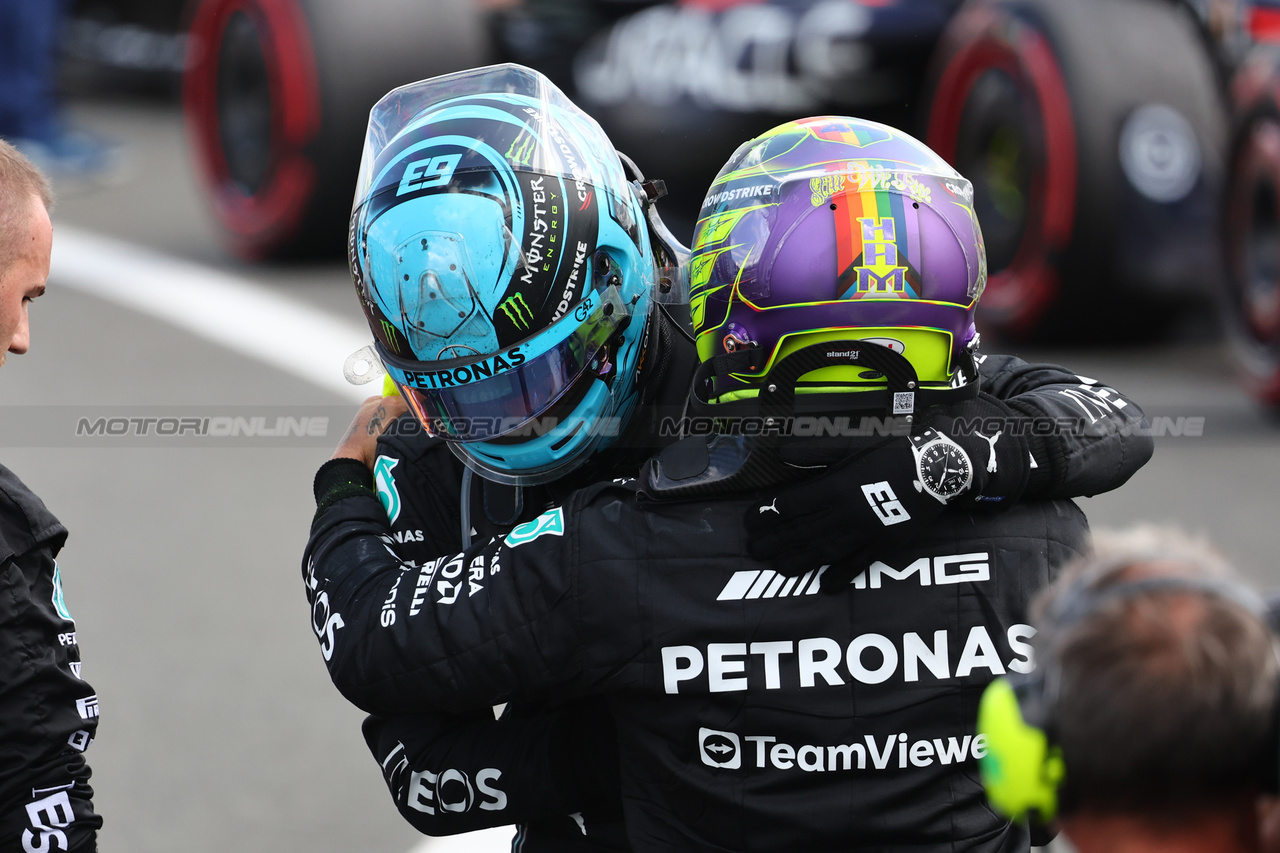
[704,183,774,207]
[544,116,592,207]
[551,241,592,323]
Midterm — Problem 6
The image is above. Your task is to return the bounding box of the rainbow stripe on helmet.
[690,117,986,398]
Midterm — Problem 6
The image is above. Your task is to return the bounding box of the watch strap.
[908,427,941,451]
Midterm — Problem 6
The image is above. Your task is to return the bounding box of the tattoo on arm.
[367,405,388,436]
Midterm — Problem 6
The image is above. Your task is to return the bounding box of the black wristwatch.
[909,427,973,504]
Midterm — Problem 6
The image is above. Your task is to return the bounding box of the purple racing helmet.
[690,116,987,404]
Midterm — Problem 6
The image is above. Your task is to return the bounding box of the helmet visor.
[354,64,627,225]
[380,285,630,441]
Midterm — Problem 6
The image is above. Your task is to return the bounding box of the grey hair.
[1034,525,1278,820]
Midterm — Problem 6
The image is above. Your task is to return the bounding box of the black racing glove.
[748,393,1032,590]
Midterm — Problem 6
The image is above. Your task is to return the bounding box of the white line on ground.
[49,225,513,853]
[49,226,370,402]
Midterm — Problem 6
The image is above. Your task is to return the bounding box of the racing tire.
[1223,47,1280,408]
[183,0,490,261]
[922,0,1226,341]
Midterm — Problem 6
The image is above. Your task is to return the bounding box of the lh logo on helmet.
[853,217,907,295]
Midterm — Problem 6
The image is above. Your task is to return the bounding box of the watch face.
[918,442,972,499]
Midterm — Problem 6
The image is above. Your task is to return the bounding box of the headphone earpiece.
[977,673,1065,823]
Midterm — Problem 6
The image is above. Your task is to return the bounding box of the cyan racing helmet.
[690,116,986,405]
[350,64,656,485]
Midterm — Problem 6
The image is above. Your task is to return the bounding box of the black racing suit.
[306,353,1151,850]
[307,467,1091,851]
[352,309,699,851]
[0,465,101,852]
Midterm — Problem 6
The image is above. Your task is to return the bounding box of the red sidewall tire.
[1224,55,1280,406]
[924,3,1078,340]
[184,0,321,261]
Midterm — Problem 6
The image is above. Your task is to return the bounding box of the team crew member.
[977,526,1280,853]
[306,115,1148,850]
[0,140,101,851]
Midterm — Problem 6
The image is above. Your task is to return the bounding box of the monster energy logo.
[508,133,536,168]
[499,293,534,329]
[380,320,400,354]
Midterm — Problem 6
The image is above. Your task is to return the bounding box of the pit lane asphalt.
[2,98,1276,853]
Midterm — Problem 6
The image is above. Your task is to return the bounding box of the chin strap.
[460,467,474,550]
[459,468,525,549]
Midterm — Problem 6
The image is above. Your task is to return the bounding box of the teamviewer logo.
[699,728,741,769]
